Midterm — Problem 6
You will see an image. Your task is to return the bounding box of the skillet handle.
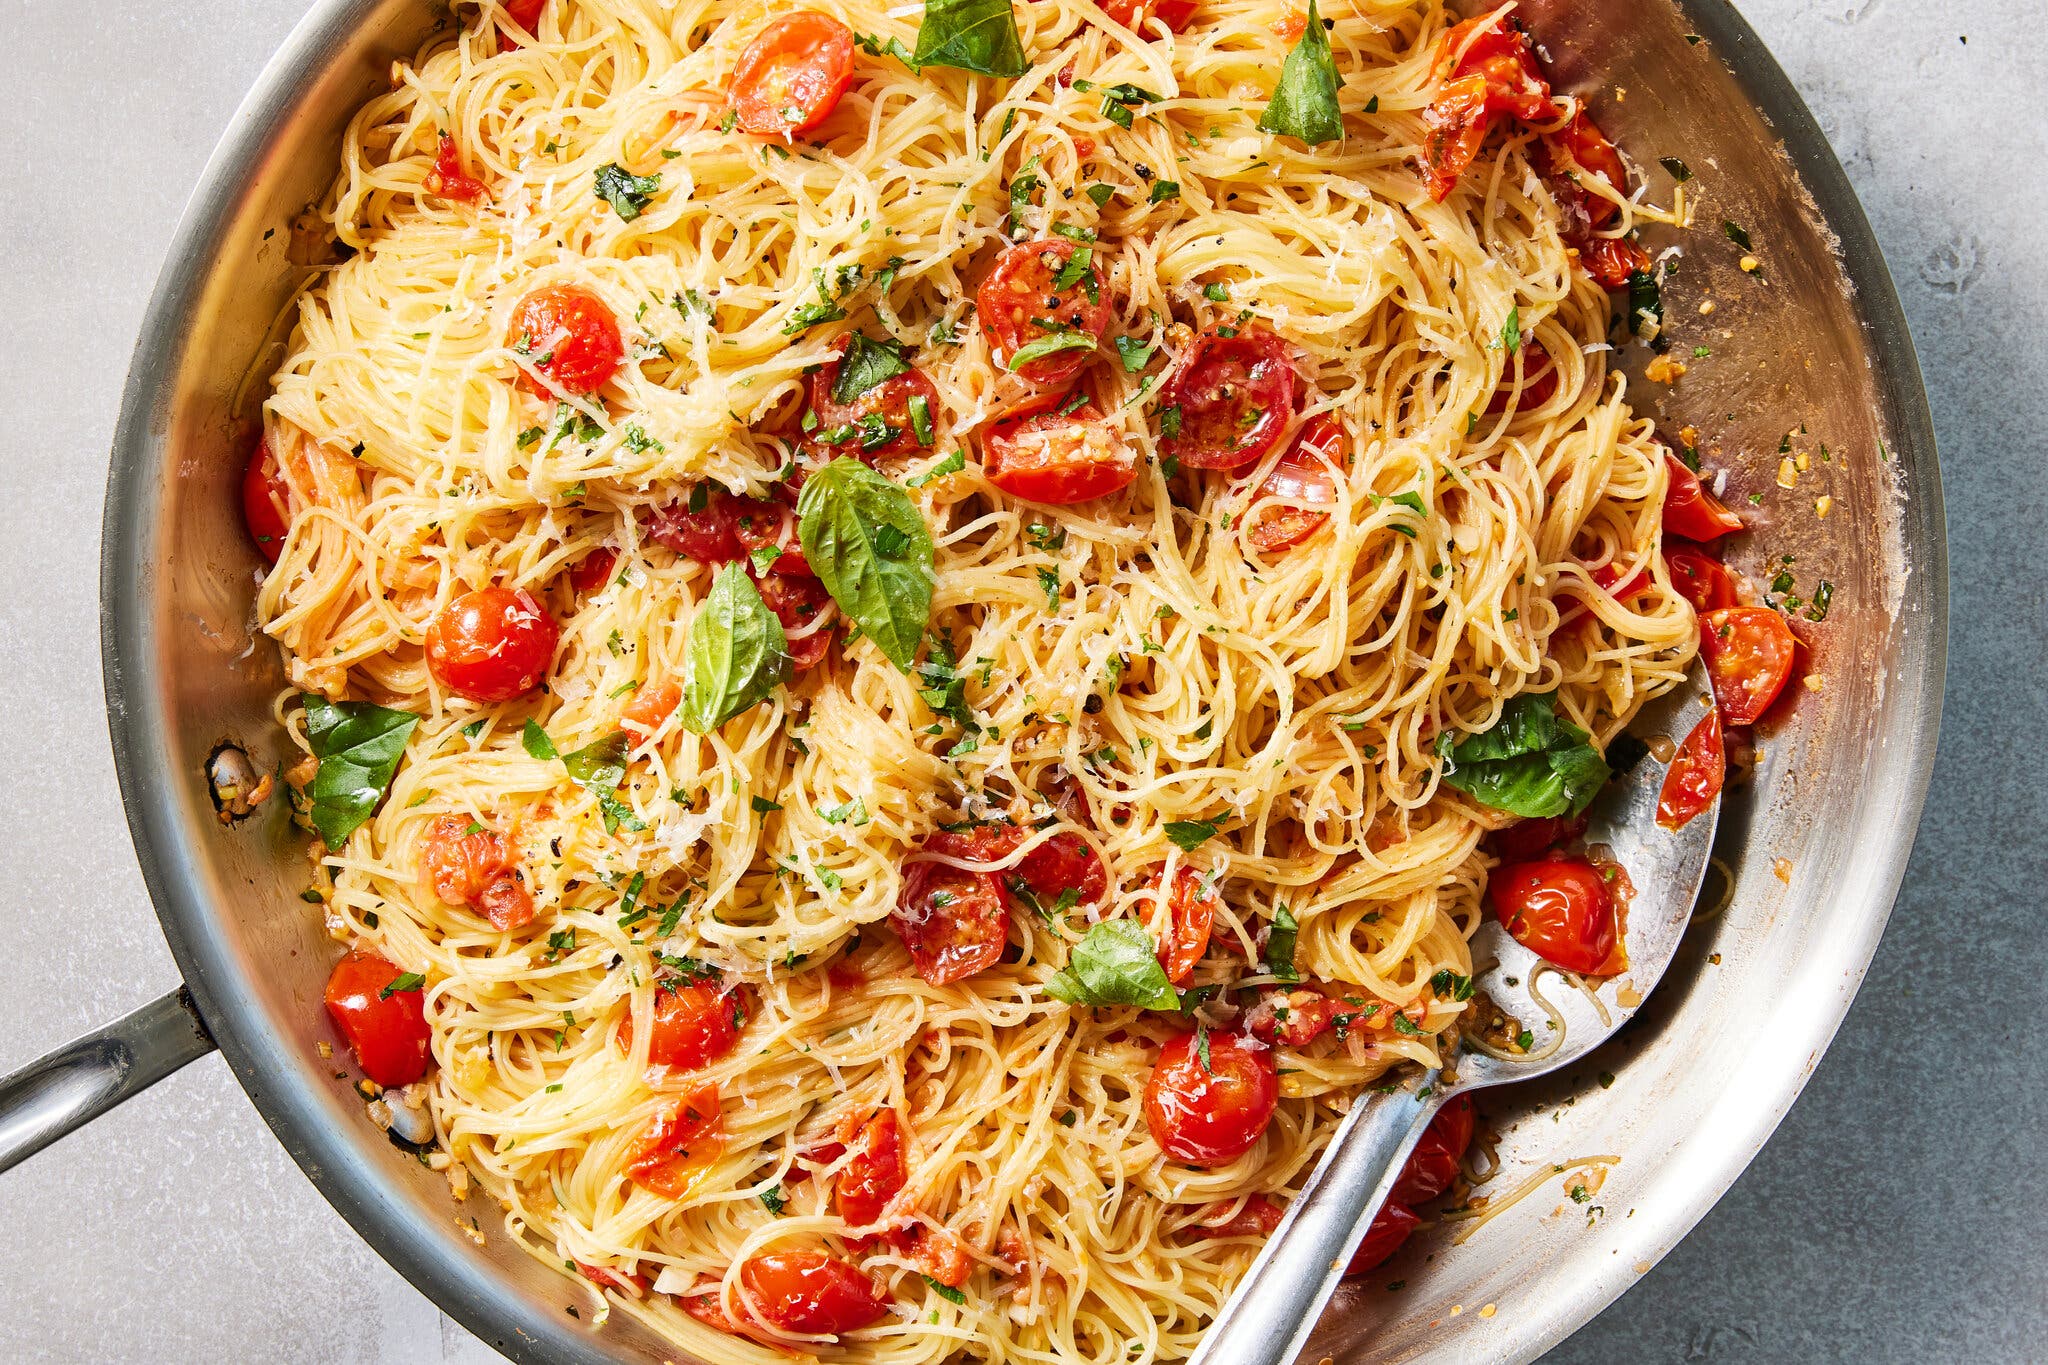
[0,987,216,1175]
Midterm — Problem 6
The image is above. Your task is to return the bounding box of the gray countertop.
[0,1,2038,1361]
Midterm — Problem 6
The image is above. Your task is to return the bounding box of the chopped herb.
[924,1276,967,1305]
[1265,906,1300,982]
[1164,817,1220,851]
[1085,182,1116,207]
[592,164,660,221]
[907,448,966,488]
[379,971,425,1000]
[1115,335,1154,372]
[1723,220,1754,251]
[1660,156,1693,182]
[1149,180,1181,204]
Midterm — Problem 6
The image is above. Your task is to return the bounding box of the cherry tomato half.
[324,948,432,1088]
[241,439,290,564]
[568,547,617,594]
[805,338,940,463]
[1578,235,1651,291]
[1200,1195,1286,1239]
[1700,606,1797,726]
[1489,857,1618,975]
[977,240,1115,387]
[1143,1031,1278,1168]
[426,133,487,203]
[1390,1094,1476,1206]
[1010,830,1110,911]
[1345,1201,1422,1275]
[418,813,536,930]
[1159,327,1298,470]
[1421,16,1551,201]
[504,0,548,35]
[625,1081,726,1197]
[1486,346,1561,415]
[1662,452,1745,542]
[1244,414,1343,553]
[834,1107,907,1231]
[1157,864,1217,986]
[620,977,747,1075]
[738,1250,889,1338]
[730,12,857,139]
[1100,0,1197,32]
[425,586,558,702]
[509,284,623,395]
[983,391,1139,504]
[1488,812,1587,863]
[1657,708,1724,830]
[757,571,835,670]
[1544,111,1628,230]
[1666,543,1736,614]
[893,831,1012,986]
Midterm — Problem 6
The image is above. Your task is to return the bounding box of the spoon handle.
[1187,1077,1443,1365]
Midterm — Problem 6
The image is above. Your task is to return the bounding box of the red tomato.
[1011,830,1110,911]
[894,1223,972,1288]
[621,677,682,735]
[568,547,617,594]
[1100,0,1197,31]
[625,1081,725,1197]
[1662,452,1744,542]
[323,948,432,1088]
[241,440,290,564]
[508,284,623,394]
[1157,864,1217,985]
[1143,1031,1278,1167]
[1246,988,1339,1047]
[983,392,1138,504]
[1486,347,1560,415]
[1243,415,1343,553]
[644,489,747,564]
[834,1108,906,1231]
[1389,1094,1475,1206]
[621,978,747,1075]
[893,831,1012,985]
[977,241,1115,387]
[504,0,548,33]
[576,1261,650,1296]
[1489,857,1618,975]
[738,1250,888,1337]
[1422,16,1551,200]
[1666,543,1736,614]
[757,571,834,670]
[1657,709,1724,830]
[425,586,557,702]
[805,340,941,463]
[1159,328,1298,470]
[1578,235,1651,290]
[425,133,487,203]
[1422,76,1492,203]
[1591,560,1648,600]
[1544,112,1628,230]
[1202,1195,1286,1238]
[1700,606,1797,726]
[1488,812,1586,863]
[1344,1201,1422,1275]
[419,814,536,931]
[730,13,856,139]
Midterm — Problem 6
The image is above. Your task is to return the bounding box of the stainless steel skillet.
[0,0,1944,1361]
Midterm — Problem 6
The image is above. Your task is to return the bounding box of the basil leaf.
[1435,692,1611,818]
[912,0,1028,78]
[1628,267,1662,337]
[1115,335,1154,372]
[1164,818,1220,852]
[797,459,935,671]
[907,448,965,488]
[924,1275,967,1305]
[557,731,645,833]
[1043,920,1180,1011]
[1265,906,1300,982]
[1148,180,1181,204]
[521,720,558,761]
[682,564,793,732]
[1258,0,1344,147]
[1497,305,1521,354]
[593,163,661,221]
[831,332,912,406]
[301,696,419,846]
[1008,331,1097,371]
[1723,219,1754,251]
[1085,182,1117,207]
[379,971,425,1000]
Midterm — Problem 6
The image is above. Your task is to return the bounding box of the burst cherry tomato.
[977,240,1115,387]
[1010,830,1109,911]
[1490,857,1618,974]
[1486,348,1560,414]
[1159,327,1298,470]
[1657,709,1724,830]
[621,978,746,1075]
[1666,544,1736,614]
[805,338,940,462]
[739,1250,888,1337]
[425,586,557,702]
[419,813,535,930]
[1544,111,1628,230]
[895,1224,973,1288]
[1662,452,1745,542]
[1390,1094,1475,1205]
[1422,15,1551,200]
[568,547,617,594]
[757,571,834,670]
[1700,606,1797,725]
[1345,1201,1422,1275]
[426,133,487,203]
[1579,235,1651,290]
[1201,1195,1286,1238]
[241,440,290,564]
[1099,0,1197,32]
[1243,414,1343,552]
[1158,864,1217,985]
[894,830,1013,985]
[504,0,548,34]
[1144,1031,1278,1167]
[1488,812,1586,862]
[625,1080,725,1197]
[508,284,623,394]
[983,392,1138,504]
[730,12,856,138]
[834,1107,906,1230]
[323,949,432,1088]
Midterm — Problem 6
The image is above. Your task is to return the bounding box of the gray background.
[0,1,2037,1361]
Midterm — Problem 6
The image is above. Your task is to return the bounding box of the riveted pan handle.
[0,988,216,1175]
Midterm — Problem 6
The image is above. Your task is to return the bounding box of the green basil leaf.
[924,1275,967,1305]
[1628,267,1662,337]
[1258,0,1344,146]
[682,564,793,732]
[1722,219,1754,251]
[1042,920,1180,1010]
[1265,906,1300,982]
[379,971,425,1000]
[906,448,966,488]
[301,696,419,846]
[1435,693,1611,818]
[1164,818,1220,852]
[521,720,558,761]
[593,163,661,221]
[831,332,912,406]
[1008,331,1097,371]
[1115,335,1154,372]
[912,0,1028,78]
[797,459,935,671]
[1085,182,1117,207]
[1148,180,1181,204]
[1497,305,1521,354]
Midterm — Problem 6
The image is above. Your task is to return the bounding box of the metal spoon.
[1188,670,1720,1365]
